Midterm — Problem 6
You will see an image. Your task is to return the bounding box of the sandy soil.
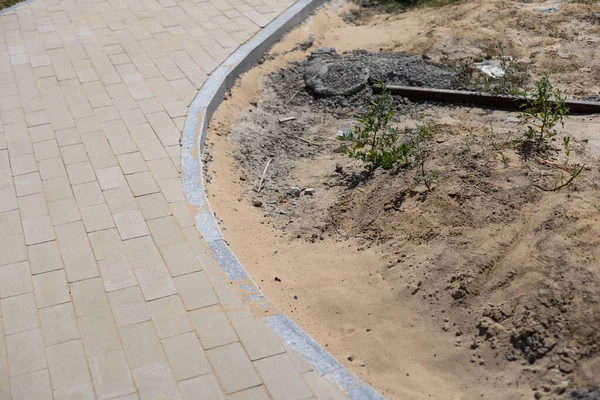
[205,1,600,399]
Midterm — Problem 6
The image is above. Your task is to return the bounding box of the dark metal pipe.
[372,85,600,115]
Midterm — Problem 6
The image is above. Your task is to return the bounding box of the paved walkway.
[0,0,348,398]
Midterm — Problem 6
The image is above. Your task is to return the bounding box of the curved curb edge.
[181,1,385,399]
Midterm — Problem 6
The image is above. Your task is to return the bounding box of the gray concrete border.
[181,1,385,399]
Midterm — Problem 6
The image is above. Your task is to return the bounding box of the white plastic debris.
[473,58,512,79]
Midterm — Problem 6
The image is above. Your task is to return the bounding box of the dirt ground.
[205,1,600,399]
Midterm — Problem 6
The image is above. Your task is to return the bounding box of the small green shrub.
[338,83,413,172]
[517,74,568,148]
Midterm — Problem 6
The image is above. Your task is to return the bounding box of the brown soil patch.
[206,1,600,399]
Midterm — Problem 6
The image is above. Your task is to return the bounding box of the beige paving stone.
[96,165,128,190]
[39,157,67,180]
[88,228,128,262]
[286,346,313,374]
[0,234,27,266]
[81,203,115,232]
[147,157,179,181]
[10,368,53,400]
[137,139,169,161]
[104,187,138,214]
[82,132,119,170]
[1,292,39,335]
[162,331,211,381]
[160,242,202,277]
[89,350,137,400]
[66,161,96,185]
[126,171,160,196]
[60,144,88,165]
[53,382,96,400]
[114,210,149,239]
[136,192,171,220]
[98,258,137,293]
[70,277,110,317]
[48,197,82,226]
[124,235,163,269]
[22,215,55,245]
[231,315,285,361]
[132,362,181,400]
[33,139,60,161]
[73,181,105,207]
[55,221,90,252]
[0,358,8,399]
[173,271,218,311]
[169,201,194,228]
[108,286,151,328]
[29,124,54,144]
[17,192,48,220]
[147,295,192,339]
[135,264,177,301]
[0,261,33,298]
[0,187,18,213]
[0,209,22,237]
[14,171,43,197]
[206,342,261,394]
[184,227,209,256]
[10,154,38,176]
[6,328,47,376]
[78,311,122,356]
[43,176,73,201]
[39,303,80,346]
[55,128,82,147]
[189,305,238,350]
[33,269,70,308]
[179,374,226,400]
[158,177,185,203]
[302,371,347,400]
[118,152,148,174]
[119,321,166,369]
[46,339,91,390]
[227,386,271,400]
[147,215,185,247]
[62,248,100,283]
[254,353,313,400]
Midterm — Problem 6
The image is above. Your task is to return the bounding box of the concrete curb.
[181,1,385,399]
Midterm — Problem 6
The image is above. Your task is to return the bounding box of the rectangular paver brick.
[22,215,55,244]
[10,369,53,400]
[108,286,151,327]
[96,166,128,190]
[136,193,171,220]
[162,331,211,381]
[179,374,225,400]
[189,305,239,350]
[104,187,138,214]
[119,321,166,369]
[73,181,105,207]
[302,371,348,400]
[227,386,271,400]
[253,353,313,400]
[43,177,73,202]
[126,171,160,196]
[135,263,177,301]
[123,235,163,269]
[78,311,122,356]
[89,350,137,400]
[17,193,48,220]
[0,234,27,266]
[66,161,96,185]
[6,328,47,376]
[62,249,100,283]
[0,261,33,298]
[147,215,185,247]
[132,362,182,400]
[173,271,218,311]
[160,242,202,277]
[53,382,96,400]
[39,303,80,346]
[147,295,192,339]
[1,292,39,334]
[98,258,137,293]
[33,269,71,308]
[70,277,110,317]
[46,339,91,390]
[81,203,115,232]
[114,210,149,239]
[49,197,82,225]
[206,342,261,394]
[230,315,286,361]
